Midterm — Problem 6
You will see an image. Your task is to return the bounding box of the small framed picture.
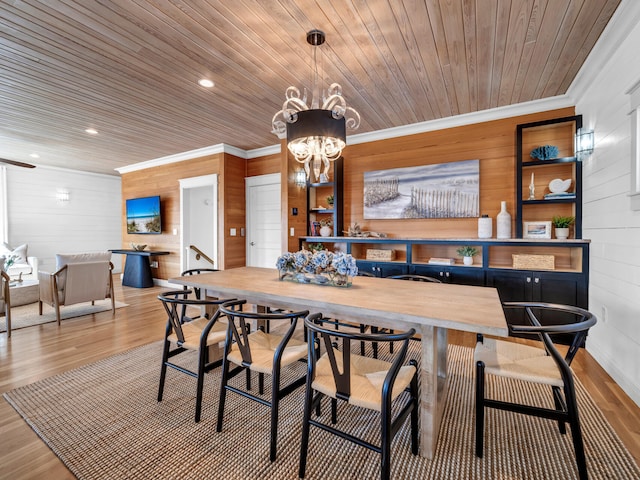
[523,221,552,239]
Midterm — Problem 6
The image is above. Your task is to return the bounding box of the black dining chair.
[157,289,236,422]
[216,299,309,462]
[299,313,419,480]
[180,268,219,318]
[475,302,597,480]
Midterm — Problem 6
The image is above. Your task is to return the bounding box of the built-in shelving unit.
[516,115,583,238]
[306,158,343,237]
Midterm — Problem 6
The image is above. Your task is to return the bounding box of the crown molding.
[346,95,573,146]
[115,143,248,174]
[117,95,573,173]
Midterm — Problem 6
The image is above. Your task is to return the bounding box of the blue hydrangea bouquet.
[276,249,358,287]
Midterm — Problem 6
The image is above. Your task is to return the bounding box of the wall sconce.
[56,188,70,203]
[575,128,594,159]
[294,169,307,187]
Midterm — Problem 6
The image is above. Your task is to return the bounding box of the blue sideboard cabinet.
[299,236,589,343]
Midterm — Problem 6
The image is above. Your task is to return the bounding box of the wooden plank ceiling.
[0,0,621,175]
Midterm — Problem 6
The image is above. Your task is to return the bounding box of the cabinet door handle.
[526,277,531,283]
[445,272,450,278]
[534,277,540,284]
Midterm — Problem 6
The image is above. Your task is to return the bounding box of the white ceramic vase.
[463,256,473,266]
[496,201,511,239]
[478,215,492,238]
[319,226,332,237]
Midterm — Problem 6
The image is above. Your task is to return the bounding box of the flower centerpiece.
[276,249,358,287]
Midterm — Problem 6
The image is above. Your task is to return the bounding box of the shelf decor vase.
[319,226,332,237]
[463,256,473,266]
[478,215,492,238]
[555,227,569,240]
[496,201,511,239]
[276,250,358,288]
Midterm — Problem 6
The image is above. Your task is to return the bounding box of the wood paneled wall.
[120,152,247,278]
[121,106,575,279]
[341,107,575,238]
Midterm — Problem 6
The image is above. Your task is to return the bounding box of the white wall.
[569,0,640,406]
[5,165,122,272]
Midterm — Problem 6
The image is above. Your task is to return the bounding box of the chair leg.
[270,370,281,462]
[371,326,379,359]
[298,381,315,478]
[475,360,485,458]
[157,340,171,402]
[552,386,567,434]
[331,398,338,424]
[380,401,392,480]
[194,346,207,423]
[565,382,589,480]
[216,358,231,433]
[410,371,419,455]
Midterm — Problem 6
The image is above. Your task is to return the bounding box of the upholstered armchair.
[39,252,115,325]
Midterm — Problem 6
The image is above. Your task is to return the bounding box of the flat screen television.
[126,195,162,234]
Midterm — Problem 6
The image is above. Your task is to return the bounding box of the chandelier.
[271,29,360,182]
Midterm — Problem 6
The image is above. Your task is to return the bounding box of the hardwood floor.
[0,278,638,479]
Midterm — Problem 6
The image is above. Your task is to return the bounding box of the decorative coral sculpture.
[530,145,559,161]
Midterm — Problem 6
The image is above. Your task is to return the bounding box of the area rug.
[3,342,639,480]
[0,300,128,333]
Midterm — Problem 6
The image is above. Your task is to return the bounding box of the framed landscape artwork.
[363,159,480,219]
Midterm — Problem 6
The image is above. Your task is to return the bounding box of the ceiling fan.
[0,158,36,168]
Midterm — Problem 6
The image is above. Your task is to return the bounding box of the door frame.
[179,174,218,273]
[245,173,281,267]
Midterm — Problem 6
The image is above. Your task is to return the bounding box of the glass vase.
[278,270,352,287]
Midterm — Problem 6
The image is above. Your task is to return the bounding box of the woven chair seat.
[168,317,227,350]
[227,330,307,374]
[474,337,563,387]
[313,348,417,412]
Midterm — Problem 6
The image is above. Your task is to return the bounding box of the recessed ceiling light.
[85,128,98,135]
[29,153,40,158]
[198,79,214,88]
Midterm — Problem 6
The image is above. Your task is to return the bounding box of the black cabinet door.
[486,269,587,344]
[411,264,485,286]
[356,260,408,278]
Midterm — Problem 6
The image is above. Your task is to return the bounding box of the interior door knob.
[250,242,255,246]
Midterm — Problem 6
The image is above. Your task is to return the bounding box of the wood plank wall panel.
[220,154,248,269]
[120,155,222,279]
[341,107,575,239]
[285,150,308,253]
[121,107,575,278]
[246,152,280,177]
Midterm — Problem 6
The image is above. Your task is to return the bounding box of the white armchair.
[39,252,115,325]
[1,243,38,280]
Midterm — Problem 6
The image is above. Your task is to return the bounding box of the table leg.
[418,325,449,459]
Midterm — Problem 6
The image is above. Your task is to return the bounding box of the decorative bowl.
[530,145,559,161]
[130,243,147,251]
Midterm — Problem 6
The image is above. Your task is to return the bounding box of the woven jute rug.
[3,341,639,479]
[0,300,128,333]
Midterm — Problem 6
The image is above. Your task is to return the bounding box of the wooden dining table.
[169,266,508,459]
